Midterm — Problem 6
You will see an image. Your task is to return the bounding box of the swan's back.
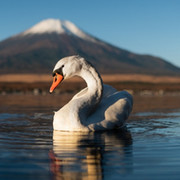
[87,85,133,131]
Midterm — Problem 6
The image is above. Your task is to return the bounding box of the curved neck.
[80,64,103,100]
[72,63,103,125]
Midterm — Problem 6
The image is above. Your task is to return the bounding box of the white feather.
[52,55,133,131]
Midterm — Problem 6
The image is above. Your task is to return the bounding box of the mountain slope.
[0,18,180,75]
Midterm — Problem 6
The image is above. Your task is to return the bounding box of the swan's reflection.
[50,128,132,179]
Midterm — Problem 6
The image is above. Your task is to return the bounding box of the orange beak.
[49,73,64,93]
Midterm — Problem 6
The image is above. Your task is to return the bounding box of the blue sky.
[0,0,180,67]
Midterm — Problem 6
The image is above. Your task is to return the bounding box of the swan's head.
[50,55,84,93]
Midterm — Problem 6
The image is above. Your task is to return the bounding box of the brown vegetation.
[0,74,180,114]
[0,74,180,94]
[0,73,180,83]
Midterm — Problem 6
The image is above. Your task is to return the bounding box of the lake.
[0,94,180,180]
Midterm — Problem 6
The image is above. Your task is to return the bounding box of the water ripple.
[0,110,180,179]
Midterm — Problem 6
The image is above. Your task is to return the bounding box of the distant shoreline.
[0,73,180,95]
[0,73,180,83]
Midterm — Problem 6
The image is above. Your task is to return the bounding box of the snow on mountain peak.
[23,19,65,34]
[22,18,97,42]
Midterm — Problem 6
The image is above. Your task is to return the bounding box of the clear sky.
[0,0,180,67]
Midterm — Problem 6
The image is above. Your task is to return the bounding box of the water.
[0,98,180,179]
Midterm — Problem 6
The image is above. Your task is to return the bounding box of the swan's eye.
[54,75,57,82]
[52,65,64,77]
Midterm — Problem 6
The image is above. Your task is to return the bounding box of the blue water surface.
[0,110,180,180]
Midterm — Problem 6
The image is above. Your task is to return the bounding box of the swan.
[50,55,133,131]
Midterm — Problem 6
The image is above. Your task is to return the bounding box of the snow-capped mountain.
[21,19,97,43]
[0,18,180,75]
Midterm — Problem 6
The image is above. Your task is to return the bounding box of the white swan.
[50,55,133,131]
